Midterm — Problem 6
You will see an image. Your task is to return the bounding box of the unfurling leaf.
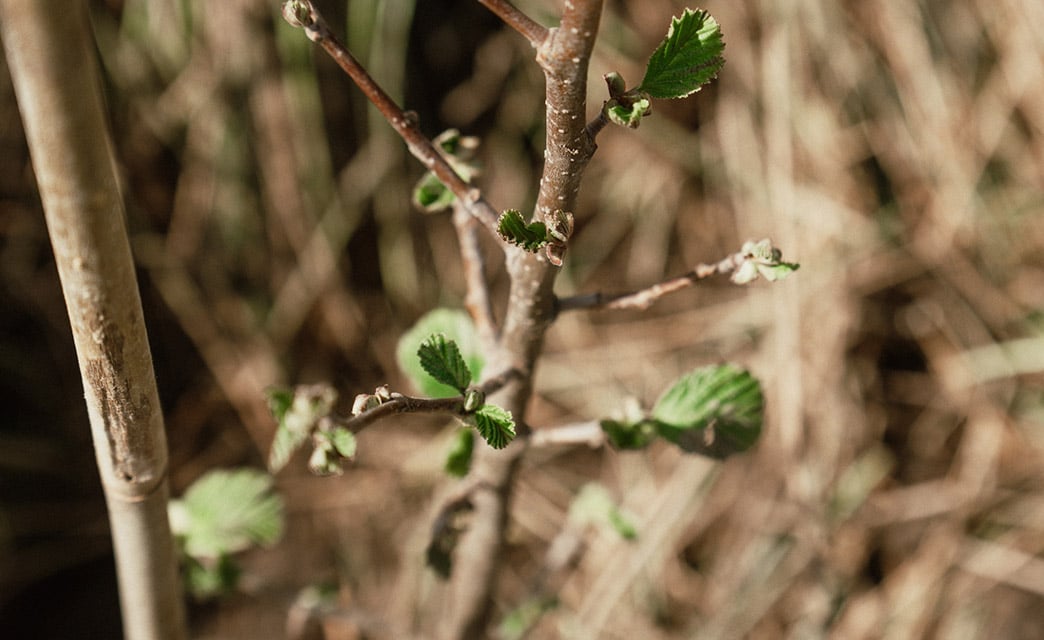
[397,309,484,397]
[418,333,473,393]
[472,404,516,450]
[606,96,651,129]
[651,364,763,458]
[639,9,725,100]
[498,209,549,252]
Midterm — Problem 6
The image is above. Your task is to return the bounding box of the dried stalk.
[0,1,187,638]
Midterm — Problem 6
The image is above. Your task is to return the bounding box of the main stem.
[440,1,603,637]
[0,1,187,638]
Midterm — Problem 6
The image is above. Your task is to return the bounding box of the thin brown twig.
[477,0,549,48]
[453,202,498,343]
[283,1,500,232]
[556,249,753,313]
[334,368,523,435]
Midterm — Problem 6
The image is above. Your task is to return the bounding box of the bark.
[438,2,604,637]
[0,1,187,638]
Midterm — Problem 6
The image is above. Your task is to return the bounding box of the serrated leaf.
[497,209,549,252]
[639,9,725,99]
[445,428,475,477]
[418,333,472,393]
[651,364,763,458]
[170,468,284,559]
[397,309,484,398]
[472,404,515,449]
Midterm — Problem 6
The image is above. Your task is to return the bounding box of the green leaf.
[638,9,725,99]
[412,171,456,212]
[418,333,473,393]
[444,428,475,477]
[397,309,484,398]
[266,385,338,473]
[606,95,651,129]
[410,129,481,213]
[497,209,549,252]
[169,468,284,560]
[328,426,357,459]
[651,364,763,458]
[472,404,515,450]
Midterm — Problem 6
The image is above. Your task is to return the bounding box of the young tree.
[272,1,797,637]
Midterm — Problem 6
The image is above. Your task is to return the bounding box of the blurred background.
[2,0,1044,637]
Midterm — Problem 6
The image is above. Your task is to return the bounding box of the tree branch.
[556,240,797,313]
[439,2,605,638]
[453,202,498,344]
[477,0,549,48]
[338,368,522,435]
[282,1,500,232]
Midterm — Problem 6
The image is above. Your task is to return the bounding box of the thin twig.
[333,394,468,433]
[556,249,751,313]
[283,1,500,232]
[477,0,549,48]
[528,421,606,448]
[453,202,498,343]
[335,368,523,434]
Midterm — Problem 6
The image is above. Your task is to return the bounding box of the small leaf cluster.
[169,468,284,598]
[603,8,725,130]
[416,333,516,450]
[601,364,764,459]
[732,238,801,284]
[267,384,356,475]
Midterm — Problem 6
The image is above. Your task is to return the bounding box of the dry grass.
[2,0,1044,637]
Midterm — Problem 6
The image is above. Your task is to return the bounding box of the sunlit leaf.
[169,468,284,560]
[472,404,515,450]
[397,309,484,397]
[418,333,472,393]
[639,9,725,99]
[651,364,763,458]
[497,209,549,252]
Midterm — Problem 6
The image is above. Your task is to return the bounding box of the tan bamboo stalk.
[0,1,188,638]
